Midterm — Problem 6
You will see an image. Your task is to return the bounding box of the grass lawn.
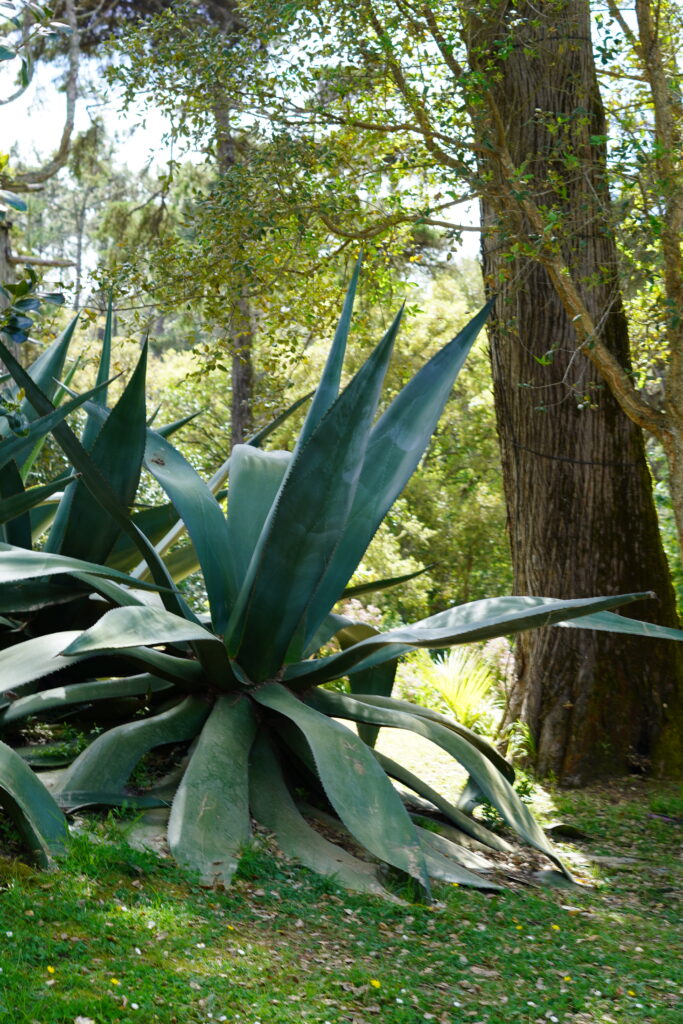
[0,778,680,1024]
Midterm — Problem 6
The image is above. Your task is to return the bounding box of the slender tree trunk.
[469,0,683,782]
[214,90,254,446]
[0,222,12,294]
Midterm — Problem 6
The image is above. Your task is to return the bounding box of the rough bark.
[469,0,683,782]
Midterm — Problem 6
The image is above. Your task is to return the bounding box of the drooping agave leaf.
[168,695,257,887]
[308,688,569,877]
[227,309,404,681]
[48,343,149,564]
[0,630,203,702]
[295,254,361,452]
[413,827,501,889]
[559,606,683,641]
[56,696,211,810]
[349,693,515,782]
[60,606,220,656]
[0,339,189,619]
[224,446,291,594]
[249,728,391,898]
[0,545,167,591]
[0,673,172,727]
[143,429,234,634]
[0,474,77,527]
[374,748,513,853]
[252,682,431,891]
[412,821,497,873]
[304,303,492,646]
[285,591,653,687]
[0,741,69,866]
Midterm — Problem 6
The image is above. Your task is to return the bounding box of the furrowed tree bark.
[468,0,683,782]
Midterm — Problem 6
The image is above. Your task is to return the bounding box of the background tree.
[108,0,683,781]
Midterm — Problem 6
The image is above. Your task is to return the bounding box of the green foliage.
[0,275,680,897]
[422,647,497,731]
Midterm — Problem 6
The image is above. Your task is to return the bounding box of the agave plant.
[1,266,682,893]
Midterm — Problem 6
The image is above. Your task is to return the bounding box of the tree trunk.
[470,0,683,782]
[0,221,12,295]
[214,104,255,447]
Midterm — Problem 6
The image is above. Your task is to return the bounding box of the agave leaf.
[225,446,291,594]
[168,694,257,886]
[247,389,314,447]
[156,543,200,584]
[227,308,403,681]
[0,474,77,527]
[56,696,210,810]
[252,682,430,891]
[300,612,352,660]
[105,502,180,573]
[0,544,167,591]
[19,315,80,418]
[412,820,497,872]
[80,295,113,451]
[374,748,513,852]
[49,343,149,564]
[350,693,515,782]
[0,741,69,866]
[285,592,654,687]
[0,461,31,548]
[308,688,569,877]
[0,379,111,476]
[144,429,234,634]
[153,409,203,439]
[249,727,391,897]
[559,606,683,641]
[347,660,397,747]
[0,674,172,727]
[295,254,361,451]
[304,303,492,646]
[60,606,219,656]
[0,629,203,701]
[341,564,434,600]
[0,339,190,620]
[68,571,148,609]
[413,826,501,889]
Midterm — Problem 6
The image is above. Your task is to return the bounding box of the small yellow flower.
[563,976,572,982]
[516,925,523,930]
[110,978,121,986]
[227,924,235,931]
[370,979,381,989]
[451,882,459,887]
[551,924,560,931]
[628,990,636,996]
[46,966,55,975]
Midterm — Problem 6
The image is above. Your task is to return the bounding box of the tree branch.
[2,0,80,189]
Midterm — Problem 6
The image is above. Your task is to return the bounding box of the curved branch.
[3,0,80,189]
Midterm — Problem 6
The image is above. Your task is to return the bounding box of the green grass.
[0,780,681,1024]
